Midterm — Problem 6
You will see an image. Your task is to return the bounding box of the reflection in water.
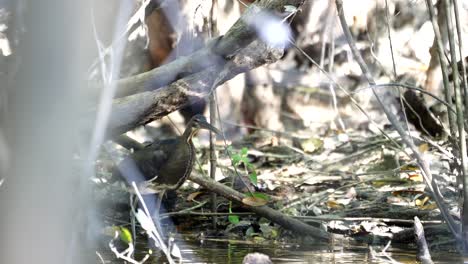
[137,236,460,264]
[97,231,460,263]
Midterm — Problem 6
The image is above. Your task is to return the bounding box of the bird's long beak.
[199,121,221,135]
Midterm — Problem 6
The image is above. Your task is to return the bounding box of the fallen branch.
[414,216,433,264]
[85,0,307,139]
[189,173,330,241]
[96,41,283,138]
[86,0,305,100]
[108,125,328,240]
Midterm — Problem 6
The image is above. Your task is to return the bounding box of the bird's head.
[184,114,221,141]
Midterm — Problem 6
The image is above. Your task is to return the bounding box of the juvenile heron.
[114,114,220,212]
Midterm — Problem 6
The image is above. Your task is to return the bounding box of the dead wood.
[98,41,283,138]
[86,0,306,139]
[415,216,434,264]
[189,173,330,241]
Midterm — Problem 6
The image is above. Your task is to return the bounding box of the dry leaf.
[415,196,430,207]
[408,173,423,182]
[326,200,345,209]
[187,191,204,202]
[418,143,429,153]
[242,196,268,206]
[300,137,324,153]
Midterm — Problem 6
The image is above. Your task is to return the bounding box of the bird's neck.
[182,127,198,143]
[173,132,195,176]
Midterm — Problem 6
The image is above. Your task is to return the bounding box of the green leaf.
[232,154,241,165]
[259,223,272,235]
[241,147,248,156]
[249,171,257,185]
[246,226,259,237]
[118,226,133,244]
[228,205,239,224]
[260,223,279,239]
[253,236,266,243]
[251,192,270,201]
[228,214,240,224]
[241,157,250,165]
[242,192,270,206]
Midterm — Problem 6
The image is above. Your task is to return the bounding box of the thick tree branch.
[86,0,305,100]
[95,41,283,138]
[84,0,306,139]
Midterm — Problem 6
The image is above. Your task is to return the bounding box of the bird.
[114,114,221,194]
[113,115,220,235]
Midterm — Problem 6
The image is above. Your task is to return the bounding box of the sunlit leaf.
[228,215,240,224]
[415,196,430,207]
[241,147,248,156]
[418,143,429,153]
[420,203,438,210]
[408,173,423,182]
[228,205,240,224]
[300,137,324,153]
[118,226,133,244]
[251,192,270,201]
[232,154,241,165]
[249,172,258,186]
[326,200,345,209]
[242,193,269,206]
[415,199,422,206]
[187,191,203,202]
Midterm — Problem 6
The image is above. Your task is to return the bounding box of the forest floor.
[95,112,459,259]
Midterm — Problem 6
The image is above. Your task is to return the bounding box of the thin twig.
[414,216,434,264]
[443,0,468,246]
[335,0,460,239]
[425,0,456,135]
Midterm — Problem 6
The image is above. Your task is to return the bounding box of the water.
[144,237,462,263]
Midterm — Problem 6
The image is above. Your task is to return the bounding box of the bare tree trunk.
[1,1,94,263]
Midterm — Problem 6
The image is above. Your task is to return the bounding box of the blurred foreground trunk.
[0,1,93,263]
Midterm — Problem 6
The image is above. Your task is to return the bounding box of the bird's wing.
[114,138,179,184]
[150,138,178,149]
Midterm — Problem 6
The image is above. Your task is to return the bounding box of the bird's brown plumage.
[114,115,220,192]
